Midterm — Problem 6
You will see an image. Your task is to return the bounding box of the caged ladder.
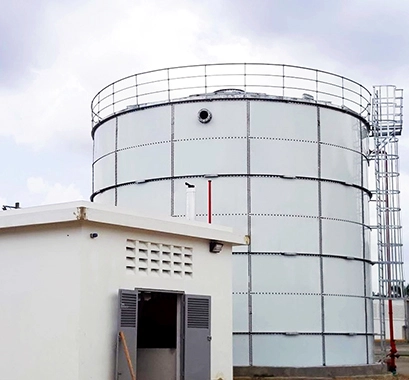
[370,85,404,365]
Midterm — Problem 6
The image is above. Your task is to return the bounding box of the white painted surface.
[94,117,116,159]
[186,187,196,220]
[0,202,241,380]
[323,259,365,296]
[232,294,248,331]
[320,144,362,185]
[93,153,115,190]
[252,294,322,332]
[321,182,363,223]
[250,139,318,177]
[324,297,366,333]
[251,178,319,216]
[250,102,318,141]
[116,182,172,217]
[252,335,322,367]
[174,139,247,176]
[320,108,361,152]
[232,255,248,293]
[174,101,247,139]
[322,219,363,258]
[251,216,319,253]
[325,336,367,366]
[94,186,116,205]
[117,143,171,181]
[117,107,171,148]
[233,335,249,366]
[251,255,321,293]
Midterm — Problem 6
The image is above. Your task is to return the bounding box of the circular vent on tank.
[198,108,212,123]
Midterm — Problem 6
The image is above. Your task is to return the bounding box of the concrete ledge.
[233,364,387,378]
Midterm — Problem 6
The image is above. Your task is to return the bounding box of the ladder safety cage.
[370,85,404,353]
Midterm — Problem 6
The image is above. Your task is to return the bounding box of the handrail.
[91,63,371,128]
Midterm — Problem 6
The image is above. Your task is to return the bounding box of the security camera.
[90,232,98,239]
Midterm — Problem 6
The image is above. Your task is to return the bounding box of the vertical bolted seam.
[115,117,119,206]
[92,139,95,196]
[317,106,326,366]
[171,105,175,216]
[246,100,253,365]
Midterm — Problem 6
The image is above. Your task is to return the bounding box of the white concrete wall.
[0,221,233,380]
[0,225,83,380]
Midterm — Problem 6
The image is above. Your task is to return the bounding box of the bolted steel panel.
[252,294,322,332]
[325,336,367,365]
[251,255,321,294]
[322,219,363,258]
[324,296,366,333]
[250,101,318,141]
[252,335,322,367]
[233,335,250,366]
[116,106,171,149]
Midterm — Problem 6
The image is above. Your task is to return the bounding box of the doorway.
[116,289,211,380]
[137,291,179,380]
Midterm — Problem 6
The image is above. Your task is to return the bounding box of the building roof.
[0,201,246,245]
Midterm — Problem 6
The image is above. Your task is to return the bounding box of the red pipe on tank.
[208,180,212,224]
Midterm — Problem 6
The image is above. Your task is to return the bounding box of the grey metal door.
[116,289,138,380]
[184,295,211,380]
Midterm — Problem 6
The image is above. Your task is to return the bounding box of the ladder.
[371,85,404,354]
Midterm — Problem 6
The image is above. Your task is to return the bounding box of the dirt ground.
[389,356,409,376]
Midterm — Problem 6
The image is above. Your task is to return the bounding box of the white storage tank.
[91,64,373,367]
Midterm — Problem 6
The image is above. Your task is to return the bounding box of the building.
[0,201,245,380]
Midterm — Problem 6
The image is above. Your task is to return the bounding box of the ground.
[376,342,409,377]
[234,343,409,379]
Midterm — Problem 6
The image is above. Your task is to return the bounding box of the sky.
[1,0,409,282]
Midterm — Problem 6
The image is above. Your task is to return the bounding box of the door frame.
[136,288,184,380]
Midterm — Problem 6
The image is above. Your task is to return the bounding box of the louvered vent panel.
[187,298,210,329]
[120,292,137,328]
[127,239,194,278]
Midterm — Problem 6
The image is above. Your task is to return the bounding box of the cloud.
[0,1,66,89]
[2,0,408,151]
[27,177,83,205]
[0,0,216,150]
[214,0,409,73]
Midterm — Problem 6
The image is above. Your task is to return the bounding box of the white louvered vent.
[120,291,137,328]
[187,297,210,329]
[125,240,193,278]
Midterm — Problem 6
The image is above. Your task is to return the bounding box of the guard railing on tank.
[91,63,371,128]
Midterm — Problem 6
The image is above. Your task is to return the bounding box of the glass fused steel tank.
[91,63,373,367]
